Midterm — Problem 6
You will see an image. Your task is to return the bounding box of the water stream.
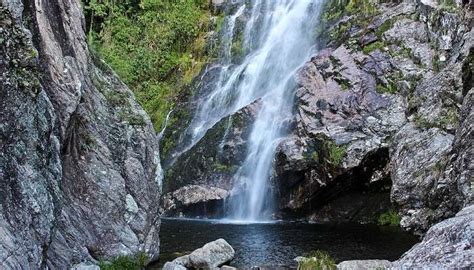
[174,0,323,221]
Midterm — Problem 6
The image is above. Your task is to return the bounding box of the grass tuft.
[99,252,148,270]
[297,250,337,270]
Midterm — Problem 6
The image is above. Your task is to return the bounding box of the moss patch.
[378,209,401,226]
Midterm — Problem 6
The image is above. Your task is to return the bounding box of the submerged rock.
[163,239,235,269]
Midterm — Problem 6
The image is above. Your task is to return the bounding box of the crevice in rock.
[41,0,75,58]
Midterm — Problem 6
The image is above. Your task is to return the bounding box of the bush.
[297,250,337,270]
[378,209,401,226]
[99,252,148,270]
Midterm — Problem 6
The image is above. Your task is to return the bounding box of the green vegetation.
[319,0,379,42]
[378,209,401,226]
[438,0,458,12]
[376,79,397,94]
[297,250,337,270]
[83,0,213,130]
[213,162,238,173]
[432,54,443,72]
[326,141,347,166]
[376,18,394,38]
[99,252,148,270]
[231,31,245,60]
[322,0,378,24]
[414,108,459,131]
[362,41,385,54]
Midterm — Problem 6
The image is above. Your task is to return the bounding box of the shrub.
[99,252,149,270]
[326,141,347,166]
[378,209,401,226]
[297,250,337,270]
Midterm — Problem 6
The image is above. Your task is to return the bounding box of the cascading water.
[175,0,322,221]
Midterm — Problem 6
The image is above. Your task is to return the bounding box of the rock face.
[394,205,474,269]
[162,101,260,216]
[163,239,235,270]
[0,0,161,268]
[162,0,473,232]
[161,185,229,217]
[274,0,473,230]
[274,44,406,222]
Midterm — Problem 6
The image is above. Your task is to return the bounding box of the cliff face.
[162,0,472,236]
[276,0,473,234]
[0,0,161,268]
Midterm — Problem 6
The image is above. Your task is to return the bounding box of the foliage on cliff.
[83,0,212,129]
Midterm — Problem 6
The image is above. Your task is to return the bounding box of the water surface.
[155,218,418,268]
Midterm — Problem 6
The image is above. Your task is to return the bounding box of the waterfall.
[176,0,322,221]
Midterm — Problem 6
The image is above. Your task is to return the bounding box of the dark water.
[154,218,418,268]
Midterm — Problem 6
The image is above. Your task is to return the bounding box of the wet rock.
[272,0,473,232]
[394,205,474,269]
[390,44,472,234]
[162,185,230,217]
[337,260,392,270]
[164,239,235,269]
[164,101,260,196]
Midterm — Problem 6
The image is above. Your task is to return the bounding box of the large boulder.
[394,205,474,269]
[163,239,235,269]
[390,123,455,233]
[390,30,473,234]
[161,185,229,217]
[337,260,392,270]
